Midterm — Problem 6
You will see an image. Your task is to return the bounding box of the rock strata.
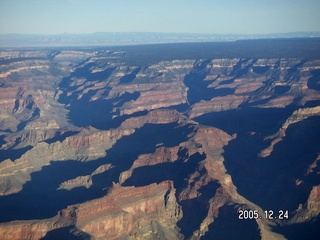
[0,181,182,240]
[0,45,320,239]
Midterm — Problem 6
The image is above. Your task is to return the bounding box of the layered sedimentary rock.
[119,83,187,115]
[119,109,188,129]
[260,106,320,158]
[0,127,134,195]
[189,95,248,118]
[58,163,113,190]
[188,58,320,118]
[0,181,182,240]
[76,181,182,239]
[119,146,181,185]
[1,44,320,239]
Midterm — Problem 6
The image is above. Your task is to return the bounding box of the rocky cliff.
[0,41,320,239]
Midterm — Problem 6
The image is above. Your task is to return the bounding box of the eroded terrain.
[0,40,320,239]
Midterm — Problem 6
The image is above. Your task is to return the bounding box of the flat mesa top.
[118,38,320,65]
[1,37,320,66]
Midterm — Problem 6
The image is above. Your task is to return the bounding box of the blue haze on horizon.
[0,0,320,35]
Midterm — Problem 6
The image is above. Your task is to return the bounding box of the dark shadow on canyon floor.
[201,204,260,240]
[195,107,320,214]
[41,225,91,240]
[0,158,107,222]
[178,180,220,239]
[271,215,320,240]
[0,122,193,222]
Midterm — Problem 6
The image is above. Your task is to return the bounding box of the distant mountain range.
[1,32,320,47]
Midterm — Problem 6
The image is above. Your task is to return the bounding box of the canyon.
[0,39,320,239]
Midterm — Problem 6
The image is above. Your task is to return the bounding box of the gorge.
[0,38,320,239]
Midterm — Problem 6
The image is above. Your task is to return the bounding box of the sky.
[0,0,320,35]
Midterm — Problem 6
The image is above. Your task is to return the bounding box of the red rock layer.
[120,109,187,129]
[0,128,134,195]
[0,181,182,240]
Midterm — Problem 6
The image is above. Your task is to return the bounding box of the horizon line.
[1,31,320,36]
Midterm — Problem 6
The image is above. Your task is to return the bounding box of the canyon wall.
[0,43,319,239]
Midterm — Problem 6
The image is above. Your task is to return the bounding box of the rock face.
[0,40,320,239]
[0,127,134,195]
[259,106,320,158]
[0,181,182,240]
[77,181,182,239]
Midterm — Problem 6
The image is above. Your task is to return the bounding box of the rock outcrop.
[260,106,320,158]
[0,127,134,195]
[0,181,182,240]
[1,43,320,239]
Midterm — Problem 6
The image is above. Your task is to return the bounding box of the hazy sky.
[1,0,320,35]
